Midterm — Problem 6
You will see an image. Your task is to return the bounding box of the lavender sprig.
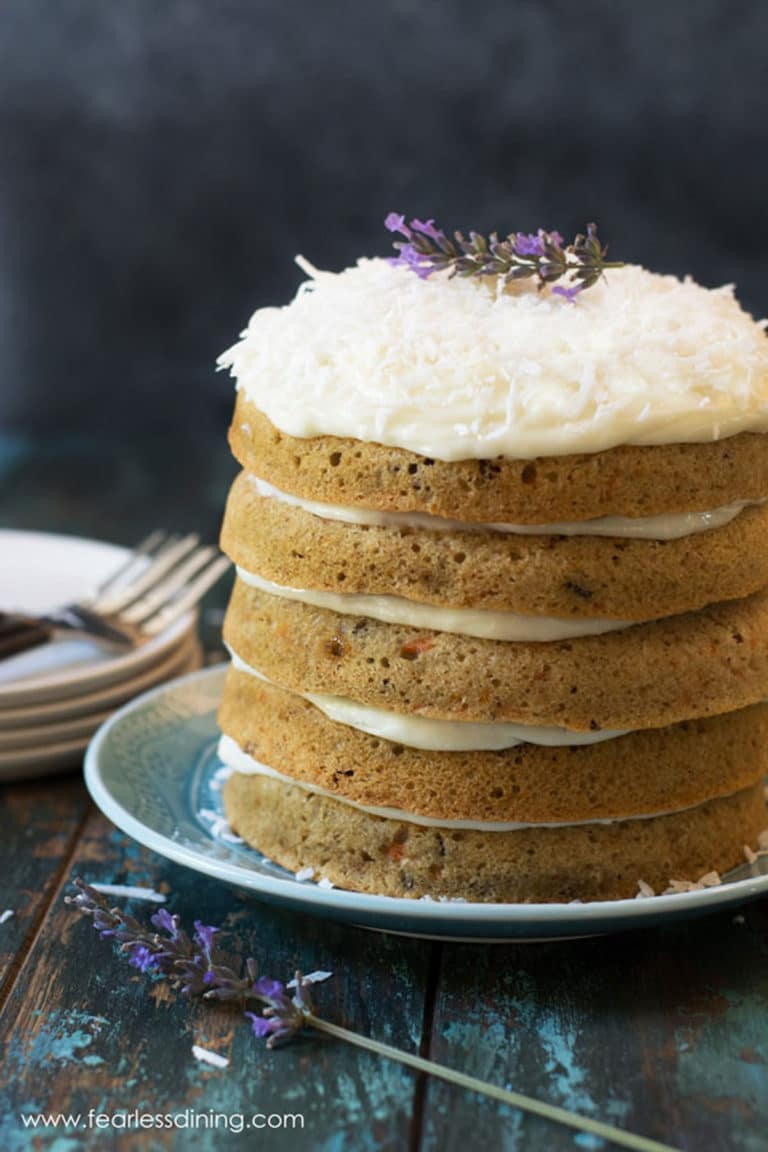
[65,877,326,1046]
[385,213,622,299]
[65,878,678,1152]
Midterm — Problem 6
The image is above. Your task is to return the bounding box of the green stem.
[305,1014,680,1152]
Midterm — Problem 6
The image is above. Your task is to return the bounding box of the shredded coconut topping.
[219,257,768,461]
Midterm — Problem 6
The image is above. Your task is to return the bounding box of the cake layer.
[230,397,768,523]
[223,581,768,730]
[218,667,768,824]
[222,773,767,902]
[222,470,768,621]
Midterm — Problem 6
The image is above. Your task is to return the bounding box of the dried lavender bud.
[385,215,622,299]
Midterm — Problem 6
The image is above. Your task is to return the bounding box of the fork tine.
[92,530,170,598]
[140,555,232,635]
[119,545,217,624]
[93,533,201,614]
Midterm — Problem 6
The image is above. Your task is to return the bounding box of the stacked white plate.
[0,530,202,780]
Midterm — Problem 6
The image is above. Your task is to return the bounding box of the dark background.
[1,0,767,539]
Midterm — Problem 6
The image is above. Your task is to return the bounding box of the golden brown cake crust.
[219,668,768,823]
[222,774,767,903]
[223,581,768,731]
[222,470,768,621]
[230,395,768,522]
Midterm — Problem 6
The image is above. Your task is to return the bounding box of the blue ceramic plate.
[84,667,768,941]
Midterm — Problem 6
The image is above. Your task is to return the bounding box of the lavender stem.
[305,1014,679,1152]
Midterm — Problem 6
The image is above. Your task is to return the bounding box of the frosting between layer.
[218,258,768,461]
[218,734,691,831]
[236,566,637,642]
[250,475,762,541]
[227,645,629,749]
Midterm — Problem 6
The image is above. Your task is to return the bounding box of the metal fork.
[0,531,231,660]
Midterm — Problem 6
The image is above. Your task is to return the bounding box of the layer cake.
[215,250,768,902]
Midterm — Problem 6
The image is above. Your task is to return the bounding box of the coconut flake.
[89,884,166,904]
[192,1045,229,1069]
[197,807,244,844]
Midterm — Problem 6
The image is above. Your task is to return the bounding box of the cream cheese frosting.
[218,257,768,461]
[235,565,638,641]
[218,735,691,831]
[249,475,762,541]
[227,645,629,749]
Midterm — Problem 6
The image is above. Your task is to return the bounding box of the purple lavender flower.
[92,909,119,939]
[127,944,158,973]
[410,218,445,244]
[244,976,308,1048]
[552,282,584,302]
[245,1011,279,1039]
[389,244,436,279]
[193,921,219,963]
[246,1012,302,1048]
[384,212,411,238]
[514,232,545,257]
[151,907,179,938]
[253,976,288,1002]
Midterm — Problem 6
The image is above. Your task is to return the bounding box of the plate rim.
[83,665,768,932]
[0,648,203,781]
[0,632,198,729]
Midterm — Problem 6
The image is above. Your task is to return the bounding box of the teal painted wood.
[0,806,432,1151]
[420,904,768,1152]
[0,778,90,990]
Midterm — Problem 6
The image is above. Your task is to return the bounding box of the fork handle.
[43,605,135,647]
[0,613,55,660]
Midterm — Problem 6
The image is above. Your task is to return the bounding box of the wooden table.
[2,432,768,1151]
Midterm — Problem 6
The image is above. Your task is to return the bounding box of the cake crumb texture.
[221,469,768,620]
[223,774,767,903]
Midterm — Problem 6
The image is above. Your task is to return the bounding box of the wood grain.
[0,777,91,993]
[0,804,433,1150]
[420,905,768,1152]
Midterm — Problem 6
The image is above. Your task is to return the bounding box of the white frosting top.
[218,257,768,461]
